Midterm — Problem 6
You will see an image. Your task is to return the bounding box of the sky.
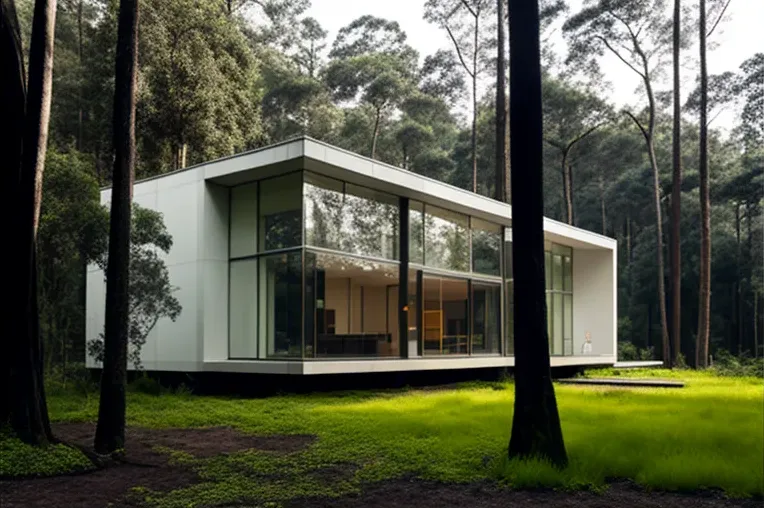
[305,0,764,131]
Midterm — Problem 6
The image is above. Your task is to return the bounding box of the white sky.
[306,0,764,131]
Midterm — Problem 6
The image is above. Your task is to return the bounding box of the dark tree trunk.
[495,0,507,202]
[94,0,138,455]
[1,0,57,445]
[670,0,682,367]
[697,0,710,368]
[472,11,478,194]
[507,0,567,468]
[370,106,381,160]
[76,0,83,151]
[562,149,572,224]
[599,173,606,235]
[735,204,742,355]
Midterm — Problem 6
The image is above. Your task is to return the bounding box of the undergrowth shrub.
[711,349,764,378]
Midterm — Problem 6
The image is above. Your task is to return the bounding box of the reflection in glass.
[472,282,500,354]
[229,259,257,358]
[260,252,302,358]
[305,251,399,357]
[424,206,469,272]
[260,173,302,251]
[304,173,398,260]
[423,276,468,355]
[230,183,257,258]
[409,201,424,264]
[472,218,501,275]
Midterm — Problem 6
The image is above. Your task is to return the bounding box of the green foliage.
[39,371,764,504]
[0,429,93,478]
[617,341,655,361]
[711,350,764,378]
[87,205,182,369]
[129,375,163,396]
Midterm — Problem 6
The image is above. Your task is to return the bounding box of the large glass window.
[229,259,257,357]
[409,201,424,264]
[230,183,258,258]
[424,206,469,272]
[260,173,302,251]
[472,282,501,354]
[545,243,573,356]
[472,219,501,276]
[422,276,469,355]
[504,237,514,355]
[305,174,398,260]
[304,251,399,357]
[259,252,302,358]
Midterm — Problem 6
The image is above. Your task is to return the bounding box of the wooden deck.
[557,377,685,388]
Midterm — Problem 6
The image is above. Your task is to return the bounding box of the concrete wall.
[572,248,617,357]
[86,168,207,371]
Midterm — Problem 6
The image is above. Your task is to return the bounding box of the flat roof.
[117,136,616,251]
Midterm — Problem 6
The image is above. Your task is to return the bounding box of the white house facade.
[86,137,618,375]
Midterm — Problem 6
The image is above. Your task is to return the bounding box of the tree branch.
[544,138,565,151]
[566,121,607,151]
[595,35,645,79]
[624,110,649,142]
[444,23,474,78]
[707,0,732,38]
[459,0,478,19]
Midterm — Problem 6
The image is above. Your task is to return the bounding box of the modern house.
[85,137,617,375]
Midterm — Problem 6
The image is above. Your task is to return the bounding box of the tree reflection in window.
[424,205,469,272]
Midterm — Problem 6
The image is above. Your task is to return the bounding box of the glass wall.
[228,174,303,359]
[423,205,469,272]
[546,243,573,356]
[259,252,303,357]
[504,236,514,355]
[304,252,399,357]
[305,173,398,260]
[422,276,469,355]
[472,282,501,354]
[472,219,501,276]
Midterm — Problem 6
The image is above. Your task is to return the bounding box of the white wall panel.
[572,248,615,356]
[156,182,199,266]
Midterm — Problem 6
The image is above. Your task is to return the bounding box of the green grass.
[6,369,764,506]
[0,429,93,478]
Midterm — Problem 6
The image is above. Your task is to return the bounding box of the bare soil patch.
[287,479,762,508]
[0,422,315,508]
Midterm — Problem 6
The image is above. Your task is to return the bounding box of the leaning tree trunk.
[647,138,671,368]
[507,0,567,468]
[696,0,710,368]
[670,0,682,367]
[94,0,138,455]
[370,106,381,160]
[1,0,57,445]
[495,0,507,202]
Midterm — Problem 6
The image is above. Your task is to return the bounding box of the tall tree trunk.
[370,106,381,160]
[735,203,742,355]
[94,0,138,455]
[1,0,57,445]
[76,0,83,151]
[754,290,759,359]
[507,0,567,468]
[598,173,606,235]
[670,0,682,367]
[647,139,671,367]
[562,148,572,225]
[696,0,711,369]
[495,0,507,202]
[472,12,479,194]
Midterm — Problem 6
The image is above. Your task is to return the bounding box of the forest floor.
[1,369,762,507]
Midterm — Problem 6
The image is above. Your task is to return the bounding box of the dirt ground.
[289,479,763,508]
[1,423,759,508]
[0,422,314,508]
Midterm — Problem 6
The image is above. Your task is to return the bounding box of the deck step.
[557,378,685,388]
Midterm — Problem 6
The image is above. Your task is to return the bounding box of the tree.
[425,0,493,193]
[696,0,709,367]
[419,48,466,107]
[495,0,507,202]
[542,76,611,224]
[88,206,182,370]
[564,0,675,367]
[670,0,682,365]
[324,16,417,160]
[94,0,138,455]
[507,0,567,467]
[294,17,327,78]
[140,0,262,173]
[1,0,57,445]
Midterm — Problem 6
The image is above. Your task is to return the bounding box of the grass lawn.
[3,368,763,506]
